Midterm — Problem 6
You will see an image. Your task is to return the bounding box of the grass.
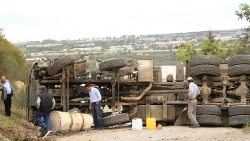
[243,121,250,133]
[0,85,34,140]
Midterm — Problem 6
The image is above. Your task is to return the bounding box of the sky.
[0,0,249,43]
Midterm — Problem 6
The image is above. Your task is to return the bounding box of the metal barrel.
[50,111,93,132]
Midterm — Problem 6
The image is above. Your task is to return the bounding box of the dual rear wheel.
[196,105,222,125]
[228,105,250,126]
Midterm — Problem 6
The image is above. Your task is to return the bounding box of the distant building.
[26,58,42,62]
[108,45,133,52]
[26,44,62,47]
[70,46,102,52]
[214,36,232,41]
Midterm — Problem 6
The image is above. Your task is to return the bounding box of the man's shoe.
[189,124,196,128]
[39,125,47,136]
[93,127,102,130]
[5,114,11,117]
[195,124,200,127]
[40,125,46,130]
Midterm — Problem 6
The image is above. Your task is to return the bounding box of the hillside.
[15,29,246,69]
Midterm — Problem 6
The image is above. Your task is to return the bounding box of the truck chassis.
[26,55,250,126]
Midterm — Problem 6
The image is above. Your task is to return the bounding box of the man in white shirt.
[187,77,200,128]
[85,83,102,129]
[1,76,15,117]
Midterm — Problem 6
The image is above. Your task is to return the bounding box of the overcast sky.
[0,0,249,43]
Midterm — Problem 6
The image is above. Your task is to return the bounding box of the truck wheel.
[196,115,222,125]
[102,113,130,126]
[228,115,250,125]
[47,55,76,76]
[99,58,127,71]
[228,64,250,77]
[228,55,250,67]
[196,105,221,116]
[189,56,220,67]
[189,65,220,77]
[228,105,250,116]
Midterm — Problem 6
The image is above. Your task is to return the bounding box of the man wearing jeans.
[35,86,55,135]
[187,77,200,128]
[85,83,102,129]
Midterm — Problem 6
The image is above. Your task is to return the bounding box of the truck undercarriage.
[26,55,250,127]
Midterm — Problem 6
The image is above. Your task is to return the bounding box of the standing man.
[35,86,55,135]
[85,83,102,129]
[1,76,15,117]
[187,77,200,128]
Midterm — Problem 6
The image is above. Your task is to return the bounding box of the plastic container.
[146,118,156,130]
[132,118,143,130]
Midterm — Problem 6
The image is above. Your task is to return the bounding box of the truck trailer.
[26,55,250,126]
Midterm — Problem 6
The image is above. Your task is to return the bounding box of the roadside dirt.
[53,126,249,141]
[0,115,39,141]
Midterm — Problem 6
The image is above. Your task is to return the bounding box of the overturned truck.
[26,55,250,126]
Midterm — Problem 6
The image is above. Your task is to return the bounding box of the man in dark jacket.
[35,86,55,135]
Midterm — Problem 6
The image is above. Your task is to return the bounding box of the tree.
[200,31,219,56]
[207,30,215,43]
[236,3,250,22]
[201,31,247,61]
[176,43,199,64]
[176,30,247,63]
[0,28,29,81]
[176,32,218,64]
[236,3,250,54]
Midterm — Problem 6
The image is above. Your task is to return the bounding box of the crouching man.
[35,86,55,135]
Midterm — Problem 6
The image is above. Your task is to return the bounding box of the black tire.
[228,55,250,67]
[196,115,222,125]
[189,65,220,77]
[102,113,130,126]
[228,115,250,125]
[228,64,250,77]
[47,55,76,76]
[228,105,250,116]
[196,105,221,116]
[190,56,220,67]
[28,61,38,78]
[99,58,127,71]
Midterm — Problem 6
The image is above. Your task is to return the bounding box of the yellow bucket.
[146,118,156,130]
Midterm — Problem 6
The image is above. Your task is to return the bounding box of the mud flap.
[174,107,190,126]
